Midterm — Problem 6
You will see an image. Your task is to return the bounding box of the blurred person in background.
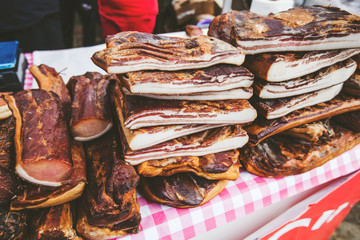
[59,0,100,48]
[97,0,159,38]
[0,0,64,52]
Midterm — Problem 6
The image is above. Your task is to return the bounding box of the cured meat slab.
[253,83,343,119]
[123,87,253,101]
[137,150,241,180]
[30,64,71,115]
[140,173,229,208]
[0,117,20,205]
[245,49,360,82]
[0,208,27,240]
[76,130,141,239]
[28,203,78,240]
[0,96,11,120]
[4,90,72,187]
[92,32,245,74]
[67,72,114,141]
[124,125,248,165]
[113,83,257,129]
[11,140,86,210]
[333,110,360,132]
[245,93,360,146]
[254,59,356,99]
[120,64,254,95]
[208,10,260,43]
[231,6,360,54]
[240,123,360,177]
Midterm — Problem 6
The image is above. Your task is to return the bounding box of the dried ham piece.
[120,64,254,95]
[28,203,78,240]
[245,49,360,82]
[113,83,257,129]
[92,32,245,74]
[4,89,72,187]
[123,87,253,101]
[11,140,86,210]
[137,150,241,180]
[240,123,360,177]
[185,25,203,37]
[67,72,115,141]
[208,10,260,43]
[124,125,248,165]
[231,6,360,54]
[245,93,360,146]
[76,130,141,239]
[253,83,343,119]
[0,117,20,205]
[140,173,228,208]
[281,119,335,142]
[254,59,356,99]
[30,64,71,115]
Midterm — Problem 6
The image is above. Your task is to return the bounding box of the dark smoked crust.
[240,123,360,178]
[140,173,228,208]
[0,207,27,240]
[245,93,360,146]
[333,110,360,132]
[137,150,241,180]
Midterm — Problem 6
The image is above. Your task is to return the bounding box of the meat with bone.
[137,150,241,180]
[10,139,86,210]
[119,64,253,95]
[240,122,360,178]
[0,207,27,240]
[231,6,360,54]
[253,59,356,99]
[4,89,72,187]
[28,203,79,240]
[245,49,360,82]
[92,32,245,74]
[114,84,257,129]
[76,130,141,240]
[0,117,20,206]
[140,172,228,208]
[124,125,248,165]
[207,10,260,43]
[245,93,360,146]
[67,72,115,141]
[252,83,343,119]
[29,64,71,115]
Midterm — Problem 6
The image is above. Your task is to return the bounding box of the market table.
[23,47,360,240]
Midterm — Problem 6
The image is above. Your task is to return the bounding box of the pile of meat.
[92,31,258,208]
[0,5,360,240]
[209,5,360,177]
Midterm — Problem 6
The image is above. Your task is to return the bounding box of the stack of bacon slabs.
[93,31,257,208]
[208,5,360,177]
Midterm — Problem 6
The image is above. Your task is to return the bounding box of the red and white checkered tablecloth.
[23,53,360,240]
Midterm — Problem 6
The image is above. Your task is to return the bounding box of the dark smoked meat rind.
[0,117,20,205]
[240,123,360,177]
[5,89,72,186]
[0,207,27,240]
[140,173,228,208]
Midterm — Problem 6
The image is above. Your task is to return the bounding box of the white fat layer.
[135,88,253,101]
[16,166,61,187]
[74,123,113,142]
[266,49,360,82]
[258,61,356,99]
[107,54,245,74]
[129,124,224,150]
[125,108,257,129]
[237,34,360,55]
[125,134,249,165]
[128,77,253,94]
[266,83,343,119]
